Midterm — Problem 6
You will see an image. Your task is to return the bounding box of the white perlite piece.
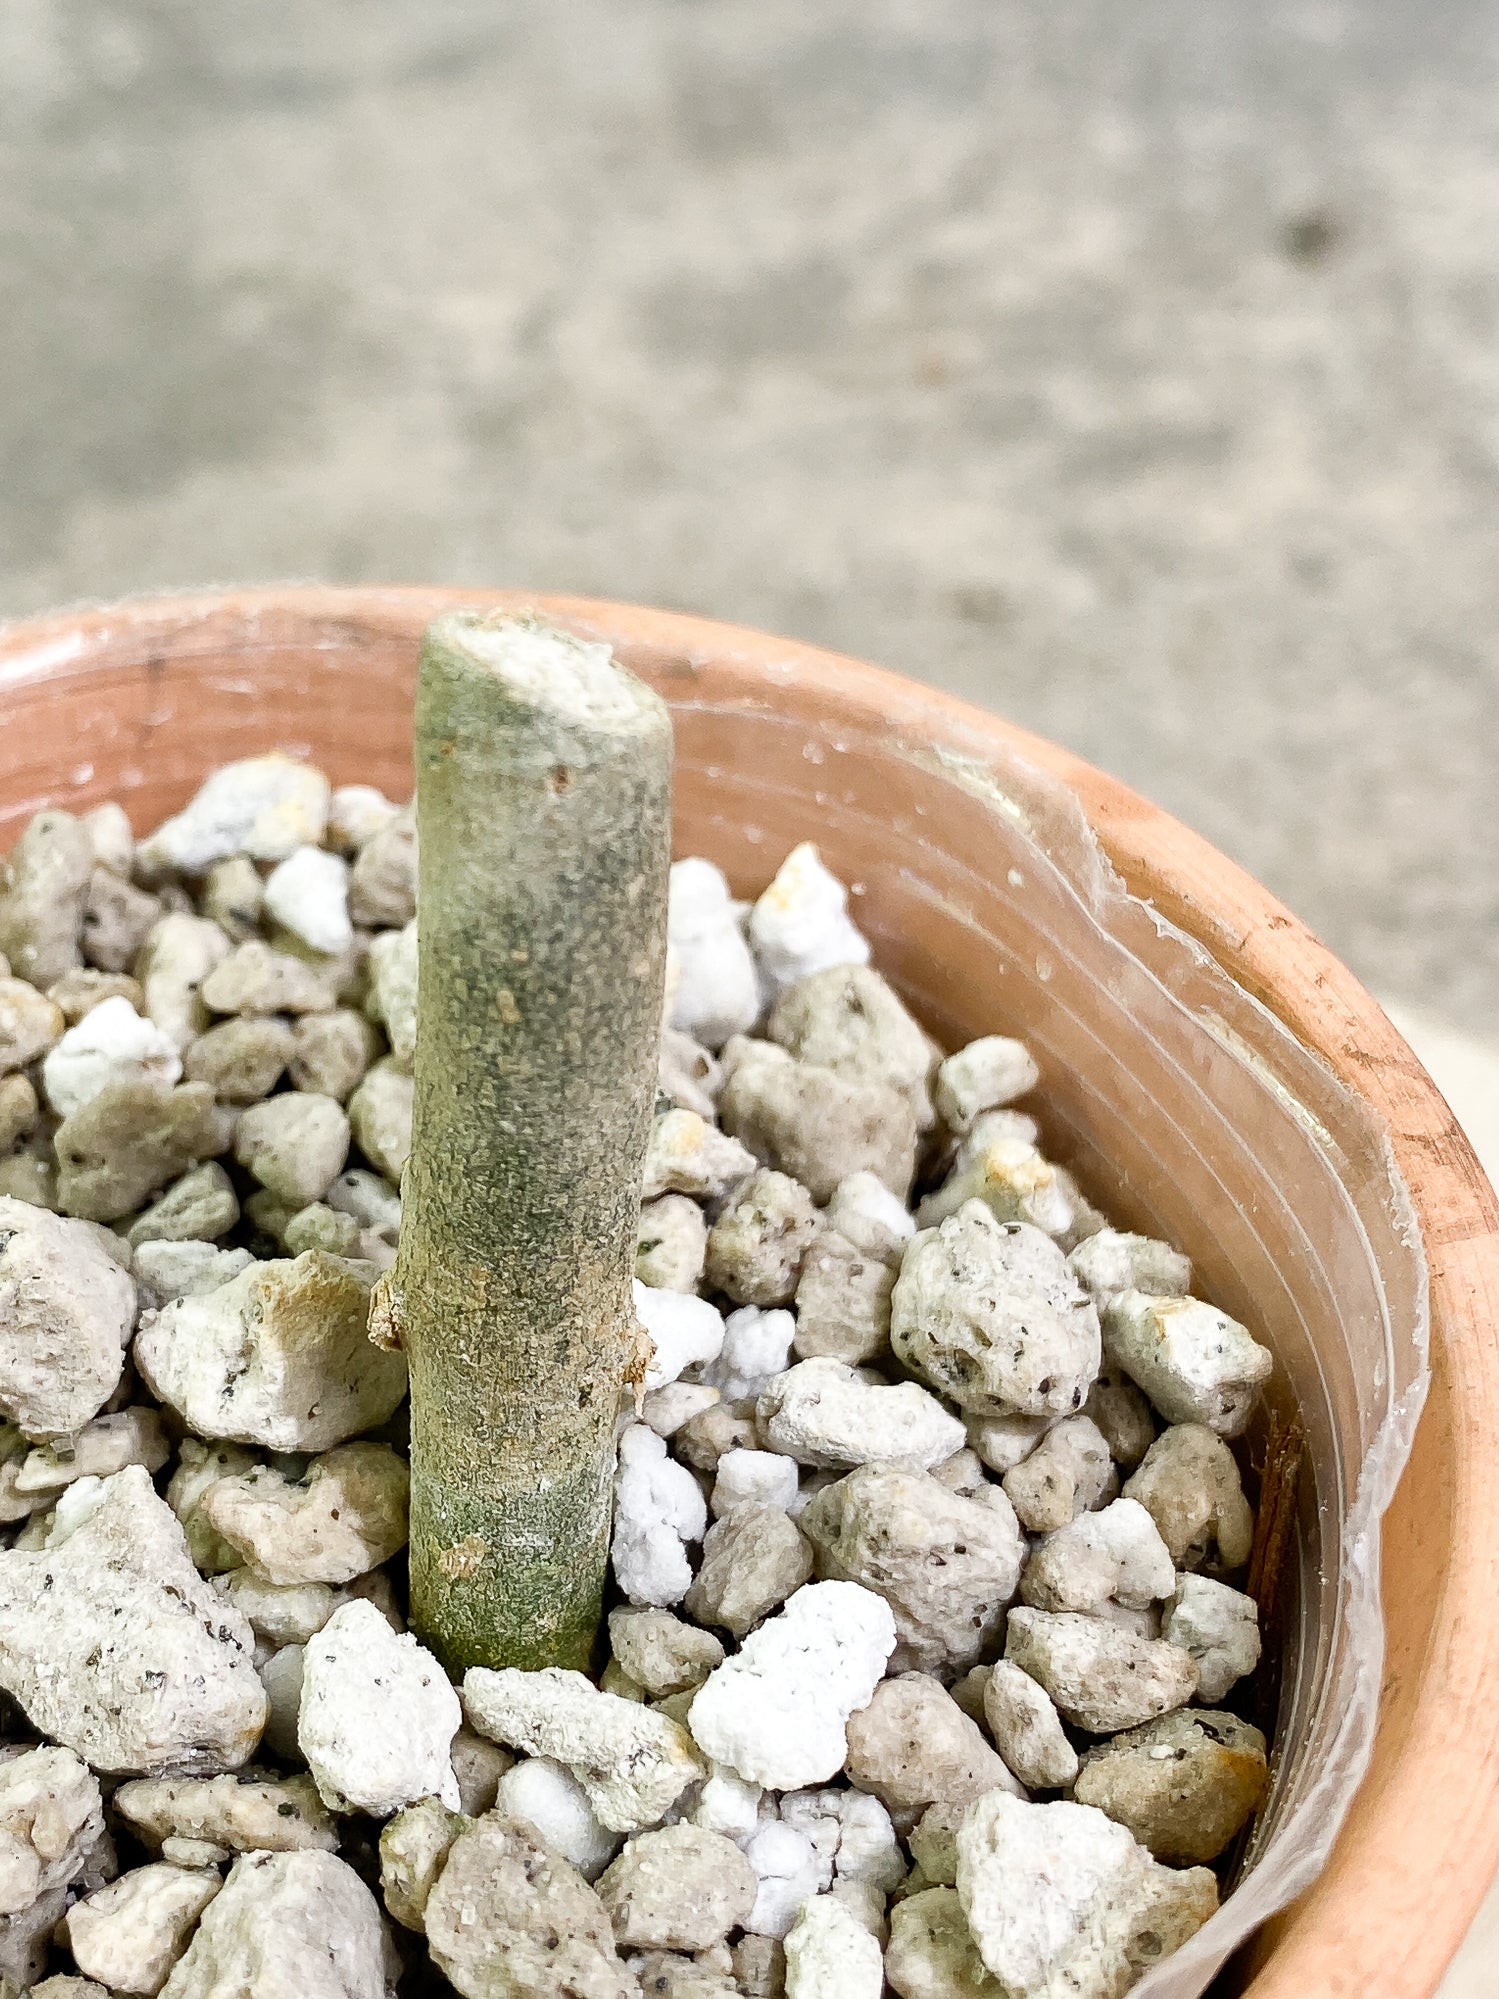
[1104,1291,1273,1439]
[1019,1499,1177,1617]
[643,1107,757,1204]
[1067,1230,1191,1309]
[740,1819,826,1939]
[892,1206,1101,1420]
[1122,1423,1255,1569]
[0,1745,103,1915]
[668,858,761,1049]
[10,1406,169,1505]
[983,1661,1079,1791]
[42,996,182,1118]
[66,1862,221,1997]
[968,1409,1058,1477]
[327,784,400,853]
[778,1788,905,1893]
[135,1241,256,1303]
[784,1893,884,1999]
[423,1813,635,1999]
[199,1443,408,1586]
[633,1281,726,1391]
[886,1885,1004,1999]
[298,1601,461,1815]
[748,843,870,1000]
[934,1037,1041,1132]
[1162,1574,1262,1702]
[263,846,353,956]
[916,1131,1074,1237]
[141,756,332,874]
[801,1467,1025,1674]
[825,1169,915,1260]
[1003,1414,1116,1533]
[1005,1608,1198,1735]
[0,1197,136,1438]
[0,1467,265,1773]
[365,922,417,1066]
[597,1822,757,1950]
[112,1772,337,1856]
[136,1251,407,1452]
[463,1666,702,1833]
[688,1581,896,1790]
[495,1757,620,1881]
[700,1303,796,1404]
[757,1358,965,1472]
[612,1423,708,1608]
[158,1849,396,1999]
[234,1093,351,1207]
[955,1791,1217,1999]
[378,1797,466,1931]
[711,1447,799,1518]
[692,1768,762,1844]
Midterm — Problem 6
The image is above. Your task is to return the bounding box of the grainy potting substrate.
[0,749,1280,1999]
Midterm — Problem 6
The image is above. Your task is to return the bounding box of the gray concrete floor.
[1,0,1497,1039]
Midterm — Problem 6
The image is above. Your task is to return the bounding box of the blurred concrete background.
[1,0,1496,1042]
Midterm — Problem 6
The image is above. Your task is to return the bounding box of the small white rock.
[643,1108,757,1204]
[495,1756,620,1880]
[298,1601,460,1815]
[824,1171,915,1261]
[0,1466,265,1774]
[157,1849,396,1999]
[133,1240,255,1303]
[748,844,869,1001]
[982,1660,1079,1791]
[364,922,417,1066]
[757,1358,966,1473]
[1067,1230,1191,1309]
[66,1862,221,1997]
[1162,1573,1262,1702]
[692,1767,763,1845]
[326,785,400,854]
[741,1819,826,1939]
[612,1423,708,1607]
[462,1665,702,1833]
[42,996,182,1118]
[200,1443,409,1587]
[688,1581,896,1790]
[955,1790,1217,1999]
[633,1281,726,1391]
[0,1744,103,1915]
[668,858,761,1049]
[141,757,331,873]
[1005,1607,1198,1735]
[136,1252,406,1452]
[784,1891,884,1998]
[711,1448,800,1518]
[891,1205,1100,1420]
[0,1197,136,1438]
[263,846,354,956]
[1020,1498,1177,1617]
[1104,1291,1274,1438]
[933,1037,1041,1132]
[699,1304,796,1404]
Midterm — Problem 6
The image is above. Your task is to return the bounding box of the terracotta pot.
[0,587,1494,1997]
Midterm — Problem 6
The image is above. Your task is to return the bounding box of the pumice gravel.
[0,753,1276,1999]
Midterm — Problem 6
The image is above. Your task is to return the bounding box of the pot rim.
[1,583,1496,1998]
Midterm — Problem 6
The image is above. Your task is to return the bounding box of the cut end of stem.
[435,608,663,732]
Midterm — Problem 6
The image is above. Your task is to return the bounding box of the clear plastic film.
[663,689,1430,1996]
